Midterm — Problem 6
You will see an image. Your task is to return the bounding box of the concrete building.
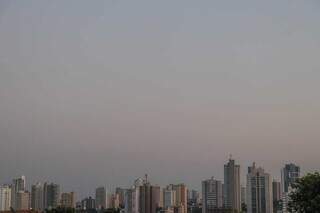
[60,192,75,208]
[81,197,95,210]
[0,185,11,211]
[202,177,223,213]
[246,163,273,213]
[43,182,60,209]
[281,163,300,213]
[116,187,126,207]
[124,178,144,213]
[95,187,108,209]
[109,193,120,209]
[167,184,187,213]
[16,191,30,210]
[139,182,161,213]
[240,186,246,205]
[281,163,300,194]
[31,182,43,211]
[188,190,199,204]
[163,189,176,209]
[272,181,281,213]
[223,158,240,212]
[11,176,26,209]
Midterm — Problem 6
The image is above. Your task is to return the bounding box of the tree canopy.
[288,172,320,213]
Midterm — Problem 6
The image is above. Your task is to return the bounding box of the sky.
[0,0,320,198]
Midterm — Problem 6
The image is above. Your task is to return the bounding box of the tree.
[288,172,320,213]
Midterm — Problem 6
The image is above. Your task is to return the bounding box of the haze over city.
[1,0,320,199]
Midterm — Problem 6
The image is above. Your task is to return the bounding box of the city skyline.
[0,161,301,213]
[1,0,320,200]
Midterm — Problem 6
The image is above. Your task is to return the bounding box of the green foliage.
[288,172,320,213]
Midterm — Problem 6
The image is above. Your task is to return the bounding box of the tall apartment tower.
[81,197,95,210]
[166,184,187,213]
[95,187,108,209]
[11,176,26,209]
[224,158,241,211]
[202,177,223,213]
[139,181,161,213]
[246,163,273,213]
[125,178,144,213]
[272,181,281,213]
[31,182,44,211]
[43,182,60,209]
[281,163,300,193]
[163,189,176,209]
[241,186,246,205]
[60,192,76,208]
[16,191,30,210]
[0,185,11,211]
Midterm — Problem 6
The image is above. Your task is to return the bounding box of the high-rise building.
[272,181,281,213]
[125,189,134,213]
[246,163,273,213]
[11,176,26,209]
[224,158,241,211]
[125,178,144,213]
[109,193,120,209]
[31,182,44,211]
[202,177,223,213]
[281,163,300,194]
[81,197,95,210]
[188,190,199,204]
[0,185,11,211]
[95,187,108,209]
[43,182,60,209]
[281,163,300,213]
[163,189,176,209]
[60,192,75,208]
[16,191,30,210]
[240,186,246,206]
[116,187,125,207]
[167,184,187,213]
[139,182,161,213]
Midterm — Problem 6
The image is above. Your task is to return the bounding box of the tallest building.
[224,157,241,211]
[11,176,26,209]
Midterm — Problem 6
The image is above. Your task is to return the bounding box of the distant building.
[246,163,273,213]
[43,182,60,209]
[95,187,108,209]
[11,176,26,209]
[202,177,223,213]
[81,197,95,210]
[60,192,75,208]
[139,181,160,213]
[224,158,241,212]
[163,189,176,209]
[188,190,199,204]
[281,163,300,194]
[272,181,281,213]
[109,193,120,209]
[240,186,246,205]
[116,187,126,207]
[16,191,30,210]
[31,182,43,211]
[0,185,11,211]
[167,184,187,213]
[281,163,300,213]
[125,178,144,213]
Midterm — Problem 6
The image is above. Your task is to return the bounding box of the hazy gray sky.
[1,0,320,198]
